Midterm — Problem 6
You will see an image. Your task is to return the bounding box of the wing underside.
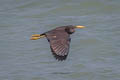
[45,30,70,61]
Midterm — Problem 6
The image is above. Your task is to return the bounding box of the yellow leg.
[30,37,40,40]
[30,34,45,40]
[32,34,40,37]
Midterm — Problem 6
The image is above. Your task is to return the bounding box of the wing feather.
[45,29,70,61]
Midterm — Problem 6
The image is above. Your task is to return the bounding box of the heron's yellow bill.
[75,25,85,29]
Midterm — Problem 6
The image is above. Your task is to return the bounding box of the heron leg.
[30,34,45,40]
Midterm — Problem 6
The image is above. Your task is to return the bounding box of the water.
[0,0,120,80]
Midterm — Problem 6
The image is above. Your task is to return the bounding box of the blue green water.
[0,0,120,80]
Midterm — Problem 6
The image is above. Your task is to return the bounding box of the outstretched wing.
[45,29,71,61]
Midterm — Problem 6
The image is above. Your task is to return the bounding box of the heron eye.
[70,28,75,33]
[65,27,75,34]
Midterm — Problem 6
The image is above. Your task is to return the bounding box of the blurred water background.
[0,0,120,80]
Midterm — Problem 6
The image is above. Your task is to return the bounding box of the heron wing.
[45,30,71,61]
